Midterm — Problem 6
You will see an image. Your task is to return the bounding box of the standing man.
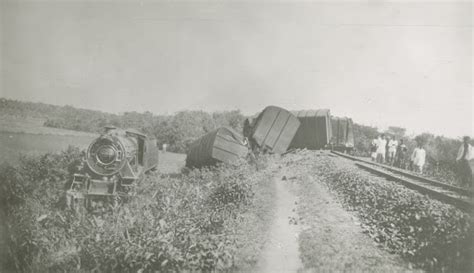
[376,134,387,164]
[387,137,398,165]
[370,137,378,161]
[395,139,408,169]
[411,143,426,174]
[456,136,473,187]
[385,135,391,164]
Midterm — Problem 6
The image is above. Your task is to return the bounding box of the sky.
[0,0,472,138]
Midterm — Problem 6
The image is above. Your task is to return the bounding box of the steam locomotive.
[66,126,159,209]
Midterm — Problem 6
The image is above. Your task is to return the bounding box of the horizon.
[1,1,472,139]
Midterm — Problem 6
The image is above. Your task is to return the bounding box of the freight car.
[330,117,355,153]
[66,126,159,209]
[289,109,332,150]
[186,127,249,168]
[244,106,300,154]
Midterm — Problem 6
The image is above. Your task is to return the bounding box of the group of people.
[370,134,425,173]
[369,135,473,187]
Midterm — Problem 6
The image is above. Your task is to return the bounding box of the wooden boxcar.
[289,109,332,150]
[186,127,249,168]
[330,117,355,152]
[248,106,300,154]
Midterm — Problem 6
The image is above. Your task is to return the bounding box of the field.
[0,115,97,136]
[0,117,187,171]
[0,116,97,164]
[0,132,95,164]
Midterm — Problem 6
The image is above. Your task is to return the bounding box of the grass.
[1,147,277,272]
[316,155,473,272]
[157,151,187,174]
[0,116,97,165]
[0,115,96,136]
[230,159,276,271]
[279,151,412,272]
[0,132,95,164]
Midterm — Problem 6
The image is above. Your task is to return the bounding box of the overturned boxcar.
[289,109,332,150]
[330,117,355,153]
[186,127,249,168]
[245,106,300,154]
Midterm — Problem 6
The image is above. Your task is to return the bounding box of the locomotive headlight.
[86,134,127,176]
[96,145,117,165]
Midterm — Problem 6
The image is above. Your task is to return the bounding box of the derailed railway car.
[186,127,249,168]
[244,106,300,154]
[289,109,332,150]
[330,117,355,153]
[66,126,159,209]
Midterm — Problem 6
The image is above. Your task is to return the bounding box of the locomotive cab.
[67,126,159,210]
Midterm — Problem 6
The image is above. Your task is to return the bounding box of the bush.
[314,157,473,272]
[1,149,273,272]
[353,123,379,156]
[0,147,83,272]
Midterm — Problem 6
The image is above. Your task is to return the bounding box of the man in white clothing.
[376,134,386,163]
[411,144,426,174]
[387,137,398,165]
[456,136,473,187]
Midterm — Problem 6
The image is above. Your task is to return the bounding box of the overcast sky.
[0,1,472,138]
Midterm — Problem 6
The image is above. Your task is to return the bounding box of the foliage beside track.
[0,149,275,272]
[315,156,473,272]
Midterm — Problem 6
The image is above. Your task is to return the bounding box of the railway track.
[331,151,473,211]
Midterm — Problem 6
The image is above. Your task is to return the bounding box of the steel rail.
[331,151,472,196]
[331,151,473,211]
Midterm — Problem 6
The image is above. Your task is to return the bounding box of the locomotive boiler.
[66,126,159,209]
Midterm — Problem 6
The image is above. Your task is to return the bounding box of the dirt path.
[256,169,303,273]
[288,152,419,272]
[255,151,417,272]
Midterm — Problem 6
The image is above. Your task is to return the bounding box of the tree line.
[0,98,244,153]
[1,98,469,167]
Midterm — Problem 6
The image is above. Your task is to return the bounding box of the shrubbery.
[0,149,274,272]
[314,157,473,272]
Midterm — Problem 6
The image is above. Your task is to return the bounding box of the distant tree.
[43,119,63,128]
[412,133,460,163]
[352,123,380,155]
[385,126,406,139]
[157,111,215,152]
[212,110,245,133]
[414,133,433,146]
